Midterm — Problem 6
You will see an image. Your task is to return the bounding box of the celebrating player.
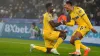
[64,1,97,56]
[30,3,67,55]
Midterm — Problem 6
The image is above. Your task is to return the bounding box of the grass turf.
[0,38,99,56]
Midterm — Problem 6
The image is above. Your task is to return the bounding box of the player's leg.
[48,31,66,49]
[30,44,58,54]
[69,37,90,56]
[45,31,66,55]
[44,39,55,53]
[80,43,90,56]
[69,26,84,55]
[53,31,66,49]
[69,31,82,55]
[30,39,54,53]
[79,27,90,56]
[49,31,66,55]
[69,35,89,50]
[30,44,47,52]
[33,31,55,54]
[30,33,53,53]
[69,26,90,56]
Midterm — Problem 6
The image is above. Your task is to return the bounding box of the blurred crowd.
[0,0,100,26]
[0,0,62,19]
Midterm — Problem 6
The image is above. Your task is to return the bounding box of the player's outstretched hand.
[64,30,68,33]
[60,30,68,33]
[91,28,97,33]
[62,20,66,25]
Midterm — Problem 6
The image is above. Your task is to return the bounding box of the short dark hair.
[66,1,73,6]
[45,3,53,9]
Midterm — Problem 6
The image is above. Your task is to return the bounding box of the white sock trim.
[76,50,80,52]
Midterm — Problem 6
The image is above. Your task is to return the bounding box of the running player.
[64,1,97,56]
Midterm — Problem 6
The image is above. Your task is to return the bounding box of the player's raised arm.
[49,20,62,27]
[66,19,75,26]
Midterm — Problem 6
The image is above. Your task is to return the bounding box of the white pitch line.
[0,41,99,53]
[0,41,29,44]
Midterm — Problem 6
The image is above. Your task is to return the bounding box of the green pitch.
[0,38,99,56]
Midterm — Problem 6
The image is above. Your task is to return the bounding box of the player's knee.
[70,40,74,45]
[70,37,75,45]
[70,37,80,45]
[59,33,66,40]
[46,48,52,53]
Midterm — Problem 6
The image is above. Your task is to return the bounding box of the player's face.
[48,5,54,13]
[49,6,54,13]
[64,4,71,11]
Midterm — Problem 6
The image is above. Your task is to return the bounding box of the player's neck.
[47,10,52,14]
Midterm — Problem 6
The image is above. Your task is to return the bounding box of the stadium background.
[0,0,100,26]
[0,0,100,56]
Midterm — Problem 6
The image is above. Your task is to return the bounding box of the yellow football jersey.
[66,6,93,29]
[43,12,54,32]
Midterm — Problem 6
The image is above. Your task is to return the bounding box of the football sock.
[80,43,88,50]
[34,46,47,52]
[53,38,63,49]
[75,40,81,52]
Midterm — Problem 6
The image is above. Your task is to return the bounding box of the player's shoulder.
[43,12,48,16]
[44,12,51,17]
[74,6,84,13]
[74,6,83,10]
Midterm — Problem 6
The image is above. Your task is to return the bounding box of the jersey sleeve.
[66,19,75,26]
[77,8,93,29]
